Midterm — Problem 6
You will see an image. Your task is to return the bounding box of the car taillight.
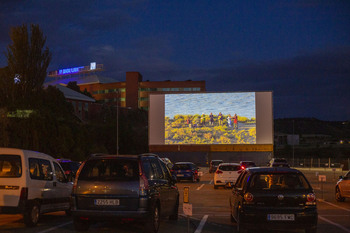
[139,174,149,196]
[194,170,198,174]
[139,161,149,196]
[306,193,316,205]
[241,166,245,170]
[244,192,254,202]
[20,187,28,200]
[216,170,223,174]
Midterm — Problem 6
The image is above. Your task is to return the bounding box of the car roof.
[246,167,301,174]
[87,153,159,160]
[175,162,195,165]
[218,163,240,166]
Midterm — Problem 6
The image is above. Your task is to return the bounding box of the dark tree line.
[0,24,148,161]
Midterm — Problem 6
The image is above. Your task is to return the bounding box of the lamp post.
[292,120,295,167]
[116,91,119,156]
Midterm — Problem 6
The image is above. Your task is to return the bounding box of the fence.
[290,157,350,170]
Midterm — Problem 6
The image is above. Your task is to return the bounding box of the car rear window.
[242,162,256,167]
[219,165,240,171]
[173,164,192,170]
[0,155,22,177]
[249,173,311,190]
[78,159,139,181]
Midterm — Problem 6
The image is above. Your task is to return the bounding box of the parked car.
[172,162,200,182]
[239,161,256,170]
[229,167,317,233]
[0,148,72,227]
[335,170,350,202]
[209,159,223,173]
[71,153,179,232]
[160,157,174,169]
[267,158,290,167]
[57,158,81,181]
[213,163,241,189]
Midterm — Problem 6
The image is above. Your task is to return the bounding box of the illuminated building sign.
[58,66,84,75]
[48,62,103,77]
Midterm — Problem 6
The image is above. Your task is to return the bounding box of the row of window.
[139,87,201,92]
[92,88,126,95]
[97,98,126,103]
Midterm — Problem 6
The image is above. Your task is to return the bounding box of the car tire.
[192,175,196,183]
[214,185,218,189]
[73,217,90,231]
[23,201,40,227]
[335,187,345,202]
[144,204,160,233]
[169,197,179,220]
[237,209,246,233]
[230,210,236,223]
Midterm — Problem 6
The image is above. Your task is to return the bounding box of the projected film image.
[165,93,256,144]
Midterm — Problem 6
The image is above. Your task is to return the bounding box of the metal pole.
[292,120,295,167]
[117,92,119,156]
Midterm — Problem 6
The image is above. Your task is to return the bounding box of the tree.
[3,24,51,107]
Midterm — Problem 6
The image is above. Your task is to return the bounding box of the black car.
[57,158,81,181]
[171,162,200,182]
[209,160,223,173]
[229,167,317,233]
[239,161,256,170]
[71,153,179,232]
[267,158,290,167]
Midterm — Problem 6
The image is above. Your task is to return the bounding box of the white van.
[0,148,73,226]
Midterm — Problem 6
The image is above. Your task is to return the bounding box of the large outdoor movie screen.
[149,92,273,146]
[165,93,256,144]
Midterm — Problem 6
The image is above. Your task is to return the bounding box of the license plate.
[94,199,119,206]
[267,214,294,221]
[177,174,184,177]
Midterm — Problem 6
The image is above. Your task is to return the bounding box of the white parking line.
[197,184,205,190]
[37,221,72,233]
[194,215,208,233]
[319,215,350,233]
[319,199,350,212]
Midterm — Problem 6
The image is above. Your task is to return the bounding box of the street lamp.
[116,91,119,156]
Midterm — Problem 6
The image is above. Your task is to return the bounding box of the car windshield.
[249,173,311,190]
[78,159,139,181]
[0,154,22,177]
[219,165,240,171]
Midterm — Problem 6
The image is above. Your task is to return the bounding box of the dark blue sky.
[0,0,349,121]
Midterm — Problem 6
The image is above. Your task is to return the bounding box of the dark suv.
[230,167,317,233]
[71,153,179,232]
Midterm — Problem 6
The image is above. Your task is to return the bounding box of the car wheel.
[144,204,160,233]
[230,208,236,223]
[169,197,179,220]
[23,201,40,227]
[214,185,218,189]
[192,175,196,183]
[336,187,345,202]
[237,209,246,233]
[73,217,90,231]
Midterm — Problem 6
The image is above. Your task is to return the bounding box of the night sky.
[0,1,349,121]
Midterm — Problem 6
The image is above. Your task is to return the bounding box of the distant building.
[46,63,206,111]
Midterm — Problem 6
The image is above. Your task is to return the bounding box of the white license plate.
[267,214,294,221]
[94,199,120,206]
